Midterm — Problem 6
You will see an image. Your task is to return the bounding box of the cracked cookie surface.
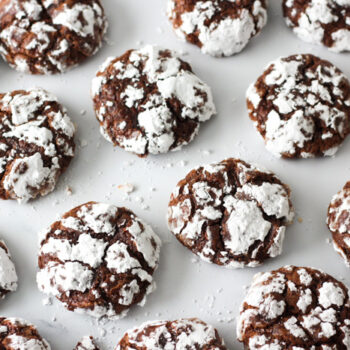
[0,240,17,300]
[0,0,107,74]
[167,158,294,268]
[116,318,227,350]
[167,0,268,57]
[37,201,161,319]
[237,265,350,349]
[0,87,75,203]
[247,54,350,159]
[91,45,216,157]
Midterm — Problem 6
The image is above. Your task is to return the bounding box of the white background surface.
[1,1,350,349]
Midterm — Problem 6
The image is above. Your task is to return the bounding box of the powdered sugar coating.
[116,318,227,350]
[167,158,294,268]
[167,0,267,57]
[0,317,51,350]
[0,88,75,203]
[247,54,350,159]
[327,181,350,267]
[0,0,107,74]
[0,240,17,300]
[91,45,216,157]
[37,201,161,319]
[283,0,350,52]
[74,336,99,350]
[237,266,350,349]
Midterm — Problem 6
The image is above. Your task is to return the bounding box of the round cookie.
[237,265,350,349]
[247,54,350,159]
[0,317,51,350]
[91,45,216,157]
[0,88,75,203]
[282,0,350,53]
[167,0,268,57]
[327,181,350,266]
[0,240,17,299]
[167,158,294,268]
[0,0,107,74]
[36,201,161,319]
[116,318,227,350]
[74,336,99,350]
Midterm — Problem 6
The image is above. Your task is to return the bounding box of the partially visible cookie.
[327,181,350,266]
[247,54,350,158]
[0,317,51,350]
[167,158,294,268]
[116,318,227,349]
[91,45,216,157]
[0,88,75,202]
[283,0,350,53]
[237,265,350,349]
[0,0,108,74]
[0,240,17,300]
[167,0,268,57]
[74,336,99,350]
[37,201,161,319]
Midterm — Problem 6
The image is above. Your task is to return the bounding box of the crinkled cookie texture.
[91,45,216,157]
[167,0,268,57]
[0,0,107,74]
[283,0,350,53]
[0,88,75,203]
[247,54,350,159]
[237,265,350,349]
[37,201,161,319]
[116,318,227,350]
[0,317,51,350]
[167,158,294,268]
[327,181,350,267]
[0,240,17,300]
[74,336,100,350]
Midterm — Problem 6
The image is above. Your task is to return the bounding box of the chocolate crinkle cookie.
[0,0,107,74]
[247,54,350,159]
[327,181,350,267]
[116,318,227,350]
[74,336,100,350]
[0,88,75,203]
[91,45,216,157]
[0,240,17,300]
[167,158,294,268]
[37,201,161,319]
[167,0,267,57]
[0,317,51,350]
[283,0,350,53]
[237,265,350,349]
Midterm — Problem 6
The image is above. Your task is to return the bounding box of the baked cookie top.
[74,336,99,350]
[0,317,51,350]
[167,158,294,268]
[116,318,227,350]
[0,0,107,74]
[237,265,350,349]
[37,201,161,319]
[327,181,350,266]
[91,45,216,157]
[167,0,268,57]
[247,54,350,158]
[283,0,350,52]
[0,240,17,300]
[0,87,75,202]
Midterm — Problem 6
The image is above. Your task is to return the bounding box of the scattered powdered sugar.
[167,0,267,56]
[284,0,350,52]
[37,202,161,319]
[92,45,215,156]
[0,88,75,202]
[237,266,350,348]
[0,240,18,298]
